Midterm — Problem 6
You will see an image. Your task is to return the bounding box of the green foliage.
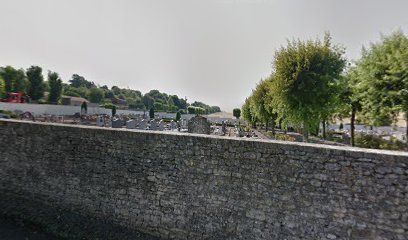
[242,97,255,125]
[63,84,89,98]
[89,88,104,103]
[0,77,5,98]
[270,33,346,136]
[355,134,405,151]
[0,66,16,92]
[187,106,206,114]
[81,101,88,113]
[0,109,18,118]
[103,102,114,109]
[48,71,63,103]
[149,107,155,119]
[26,66,45,100]
[190,101,220,114]
[69,74,95,88]
[354,30,408,126]
[112,105,117,116]
[274,133,296,142]
[0,66,26,93]
[233,108,241,119]
[176,111,181,121]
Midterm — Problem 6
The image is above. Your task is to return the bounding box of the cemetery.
[1,119,407,239]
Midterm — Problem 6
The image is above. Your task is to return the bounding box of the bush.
[103,103,114,109]
[355,134,405,151]
[274,133,296,142]
[0,110,18,118]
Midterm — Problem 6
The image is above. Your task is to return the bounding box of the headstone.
[138,119,148,130]
[96,115,105,127]
[112,119,124,128]
[188,115,211,134]
[221,121,227,136]
[170,121,177,130]
[150,120,158,131]
[126,120,137,129]
[181,119,187,129]
[158,120,165,131]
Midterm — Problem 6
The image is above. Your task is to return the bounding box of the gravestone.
[170,121,177,130]
[112,119,124,128]
[150,120,158,131]
[138,119,148,130]
[126,120,137,129]
[158,120,165,131]
[188,115,211,135]
[96,115,105,127]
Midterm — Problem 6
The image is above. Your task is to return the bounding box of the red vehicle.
[1,92,26,103]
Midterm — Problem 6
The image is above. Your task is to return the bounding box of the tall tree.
[26,66,45,101]
[242,96,257,128]
[69,74,95,88]
[270,33,346,141]
[336,71,362,146]
[233,108,241,119]
[89,87,104,103]
[13,69,26,93]
[149,107,155,119]
[0,77,5,98]
[48,71,63,104]
[354,30,408,143]
[0,66,17,92]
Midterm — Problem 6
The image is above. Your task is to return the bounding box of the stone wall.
[0,119,407,239]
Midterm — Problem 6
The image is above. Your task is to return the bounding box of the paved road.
[0,218,58,240]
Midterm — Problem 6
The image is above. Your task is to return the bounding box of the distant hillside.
[62,74,221,114]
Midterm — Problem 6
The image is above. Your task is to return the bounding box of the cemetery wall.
[0,119,407,239]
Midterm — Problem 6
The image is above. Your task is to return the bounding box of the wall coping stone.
[2,118,408,158]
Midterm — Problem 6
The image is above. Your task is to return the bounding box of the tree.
[270,33,346,141]
[81,101,88,114]
[242,97,257,127]
[0,77,5,98]
[233,108,241,119]
[48,71,63,104]
[0,66,17,92]
[251,79,278,133]
[13,69,26,93]
[353,31,408,143]
[112,105,117,117]
[89,88,104,103]
[143,95,154,109]
[69,74,95,88]
[336,70,362,146]
[26,66,45,101]
[176,111,181,121]
[149,107,155,119]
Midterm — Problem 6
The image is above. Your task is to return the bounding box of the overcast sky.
[1,0,408,111]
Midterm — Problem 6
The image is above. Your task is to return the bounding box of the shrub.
[355,134,405,151]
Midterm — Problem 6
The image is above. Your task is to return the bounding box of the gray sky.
[1,0,407,111]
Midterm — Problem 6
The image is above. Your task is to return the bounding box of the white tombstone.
[170,121,177,130]
[96,115,105,127]
[158,120,165,131]
[126,120,137,129]
[138,119,148,130]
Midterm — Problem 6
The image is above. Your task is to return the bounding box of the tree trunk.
[322,120,326,139]
[351,106,356,146]
[265,121,268,132]
[279,119,282,129]
[303,122,309,142]
[271,118,276,136]
[405,112,408,150]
